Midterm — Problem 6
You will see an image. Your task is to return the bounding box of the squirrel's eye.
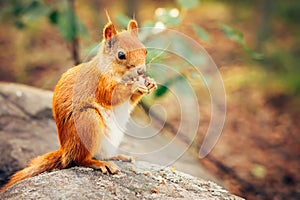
[118,51,126,60]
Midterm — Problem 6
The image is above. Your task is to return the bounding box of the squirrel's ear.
[127,20,138,36]
[103,22,117,41]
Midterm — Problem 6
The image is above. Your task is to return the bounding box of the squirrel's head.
[102,19,147,83]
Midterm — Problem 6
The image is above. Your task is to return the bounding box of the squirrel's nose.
[137,65,146,75]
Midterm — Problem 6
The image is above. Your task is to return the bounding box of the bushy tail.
[0,149,62,192]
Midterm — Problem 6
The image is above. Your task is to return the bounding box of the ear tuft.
[103,22,117,41]
[105,9,112,23]
[127,20,138,36]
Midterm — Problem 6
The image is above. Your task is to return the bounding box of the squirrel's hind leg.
[80,159,120,174]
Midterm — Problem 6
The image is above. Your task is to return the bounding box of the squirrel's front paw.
[132,76,157,94]
[145,77,157,94]
[132,80,148,94]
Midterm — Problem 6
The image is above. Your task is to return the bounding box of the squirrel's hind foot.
[81,159,120,174]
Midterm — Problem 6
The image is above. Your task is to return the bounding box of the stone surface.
[0,82,59,186]
[0,161,243,200]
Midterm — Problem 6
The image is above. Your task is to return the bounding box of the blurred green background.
[0,0,299,199]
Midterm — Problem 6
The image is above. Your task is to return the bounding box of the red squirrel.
[1,16,157,192]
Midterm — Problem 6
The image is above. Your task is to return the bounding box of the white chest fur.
[96,100,133,158]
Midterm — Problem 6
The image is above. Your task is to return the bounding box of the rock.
[0,82,59,186]
[0,161,244,200]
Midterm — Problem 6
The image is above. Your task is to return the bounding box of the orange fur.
[1,16,156,192]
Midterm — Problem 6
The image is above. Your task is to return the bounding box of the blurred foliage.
[49,3,88,41]
[154,8,181,27]
[261,0,300,95]
[219,23,263,60]
[213,0,300,95]
[176,0,199,10]
[192,24,210,42]
[0,0,299,96]
[278,0,300,24]
[0,0,88,64]
[0,0,88,41]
